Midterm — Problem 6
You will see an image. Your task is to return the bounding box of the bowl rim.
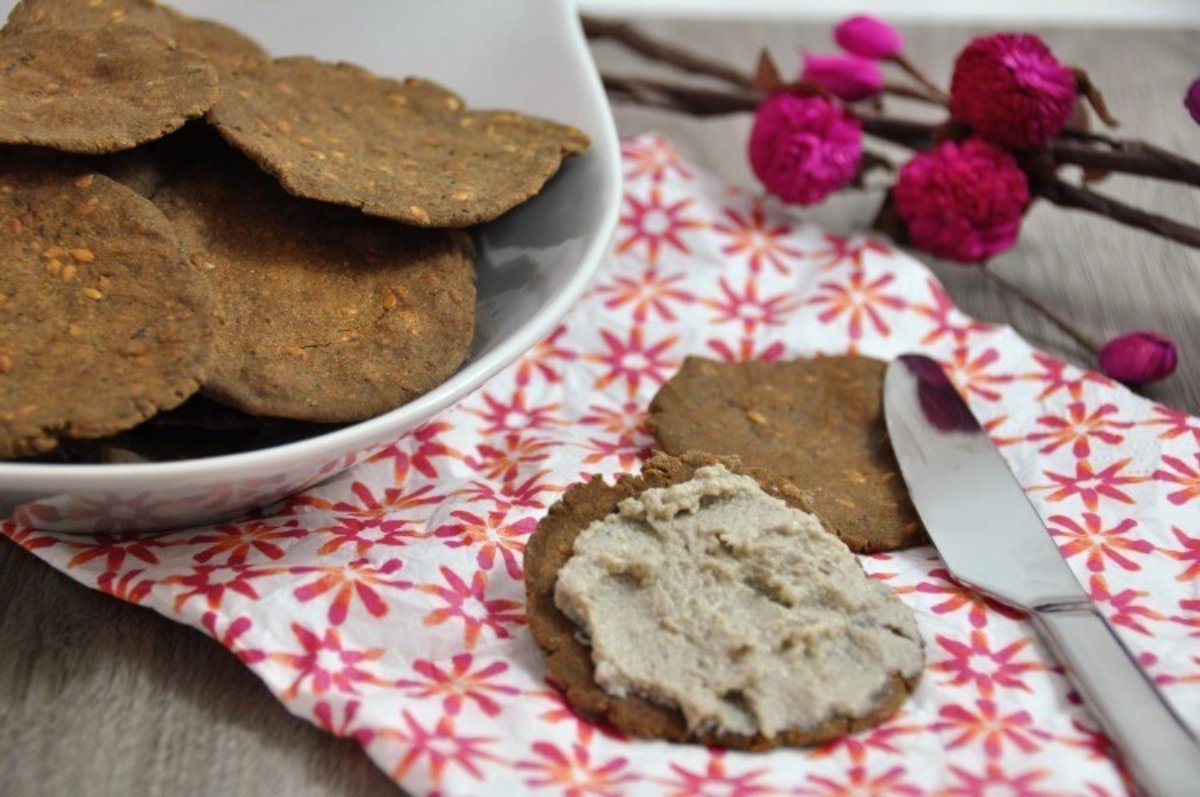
[0,6,622,490]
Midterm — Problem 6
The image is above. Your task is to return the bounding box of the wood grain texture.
[0,21,1197,797]
[0,537,399,797]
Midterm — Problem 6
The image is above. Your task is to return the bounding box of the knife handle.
[1031,604,1200,797]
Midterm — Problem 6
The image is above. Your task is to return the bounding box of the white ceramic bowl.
[0,0,620,532]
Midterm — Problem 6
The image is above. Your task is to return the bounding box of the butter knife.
[884,353,1200,797]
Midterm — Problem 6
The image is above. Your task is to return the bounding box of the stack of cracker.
[0,0,588,462]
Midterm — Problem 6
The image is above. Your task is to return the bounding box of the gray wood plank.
[1,21,1197,797]
[0,537,399,797]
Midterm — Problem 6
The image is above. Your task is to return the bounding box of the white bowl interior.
[0,0,621,530]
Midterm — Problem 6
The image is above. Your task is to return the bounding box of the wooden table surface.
[2,20,1198,797]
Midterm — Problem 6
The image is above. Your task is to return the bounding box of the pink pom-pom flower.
[949,33,1077,150]
[801,54,883,102]
[893,138,1030,263]
[834,15,904,60]
[1099,331,1178,384]
[748,92,862,206]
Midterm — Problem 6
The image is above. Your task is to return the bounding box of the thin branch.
[603,70,1200,188]
[605,86,692,115]
[852,149,895,188]
[1040,178,1200,250]
[582,15,754,89]
[856,113,939,149]
[1049,140,1200,187]
[602,74,758,115]
[882,81,944,106]
[980,265,1100,353]
[888,53,949,103]
[1060,126,1121,146]
[606,75,941,146]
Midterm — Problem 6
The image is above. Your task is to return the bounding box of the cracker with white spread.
[526,452,925,750]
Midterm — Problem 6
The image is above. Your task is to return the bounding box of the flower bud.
[1185,77,1200,124]
[801,54,883,102]
[834,15,904,60]
[1098,331,1178,385]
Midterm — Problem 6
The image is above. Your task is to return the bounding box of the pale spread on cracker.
[554,464,924,738]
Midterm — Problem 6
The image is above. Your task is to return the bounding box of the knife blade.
[884,353,1199,797]
[883,354,1086,609]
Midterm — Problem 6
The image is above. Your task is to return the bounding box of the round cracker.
[0,26,220,154]
[0,152,214,459]
[160,8,268,71]
[3,0,267,70]
[207,57,589,227]
[524,451,921,750]
[151,151,477,422]
[647,356,927,553]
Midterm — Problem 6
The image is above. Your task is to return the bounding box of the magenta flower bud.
[1099,331,1179,385]
[1185,77,1200,124]
[834,15,904,61]
[801,53,884,102]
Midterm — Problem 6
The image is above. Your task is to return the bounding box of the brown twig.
[605,75,940,146]
[853,149,895,187]
[603,70,1200,192]
[882,81,944,106]
[1040,178,1200,250]
[856,113,939,149]
[603,74,759,115]
[1049,140,1200,188]
[605,86,688,115]
[888,53,949,103]
[980,265,1100,353]
[583,15,753,89]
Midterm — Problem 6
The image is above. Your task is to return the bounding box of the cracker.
[151,149,477,422]
[524,451,920,750]
[647,356,927,552]
[160,7,268,70]
[207,57,589,227]
[0,25,219,154]
[0,152,213,459]
[4,0,267,70]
